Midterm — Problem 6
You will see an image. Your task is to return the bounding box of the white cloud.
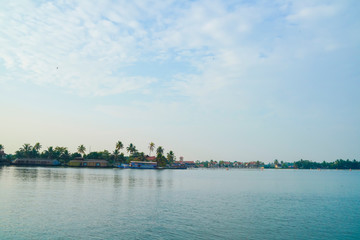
[286,4,339,22]
[0,0,356,100]
[0,0,156,95]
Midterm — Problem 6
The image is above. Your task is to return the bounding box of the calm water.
[0,166,359,240]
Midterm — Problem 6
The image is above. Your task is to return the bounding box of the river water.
[0,166,359,239]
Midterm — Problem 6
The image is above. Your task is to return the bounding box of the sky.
[0,0,359,162]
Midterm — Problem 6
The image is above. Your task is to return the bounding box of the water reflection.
[12,167,39,182]
[109,169,174,189]
[1,166,176,190]
[112,170,123,188]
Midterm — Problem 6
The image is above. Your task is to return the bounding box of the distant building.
[68,159,109,167]
[174,160,196,168]
[222,161,232,167]
[175,156,195,168]
[12,158,60,166]
[146,156,156,161]
[233,162,243,168]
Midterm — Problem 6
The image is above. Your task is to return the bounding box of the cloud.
[286,4,339,22]
[0,0,356,100]
[0,0,157,95]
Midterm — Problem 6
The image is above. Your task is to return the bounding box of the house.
[233,162,244,168]
[12,158,60,166]
[208,161,219,168]
[174,160,196,168]
[68,159,109,167]
[172,161,186,168]
[222,161,232,167]
[146,156,156,161]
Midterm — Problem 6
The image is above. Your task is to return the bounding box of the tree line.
[0,142,176,167]
[293,159,360,169]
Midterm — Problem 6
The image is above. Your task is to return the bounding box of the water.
[0,166,359,240]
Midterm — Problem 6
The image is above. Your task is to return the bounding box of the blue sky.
[0,0,359,162]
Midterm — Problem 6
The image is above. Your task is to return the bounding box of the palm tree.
[34,142,42,152]
[116,141,124,153]
[54,147,70,163]
[156,146,164,156]
[101,150,111,160]
[167,150,175,164]
[21,144,32,158]
[54,146,67,159]
[113,149,119,162]
[45,146,55,159]
[33,142,42,157]
[148,142,155,156]
[77,145,86,157]
[156,146,166,167]
[126,143,136,156]
[274,159,279,167]
[138,152,146,161]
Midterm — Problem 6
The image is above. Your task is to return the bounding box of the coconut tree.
[44,146,55,159]
[77,145,86,157]
[148,142,155,156]
[21,144,33,158]
[156,146,164,156]
[167,150,176,165]
[34,142,42,152]
[156,146,166,167]
[33,142,42,157]
[101,150,111,160]
[54,146,70,163]
[138,152,146,161]
[113,149,119,158]
[116,141,124,153]
[126,143,136,156]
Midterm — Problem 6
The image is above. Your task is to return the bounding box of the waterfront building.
[146,156,156,161]
[12,158,60,166]
[68,159,109,167]
[174,160,196,168]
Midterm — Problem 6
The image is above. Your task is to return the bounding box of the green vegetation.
[155,146,167,167]
[1,142,178,167]
[293,159,360,169]
[167,151,176,165]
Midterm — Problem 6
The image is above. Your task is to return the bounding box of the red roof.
[174,161,195,164]
[146,156,156,161]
